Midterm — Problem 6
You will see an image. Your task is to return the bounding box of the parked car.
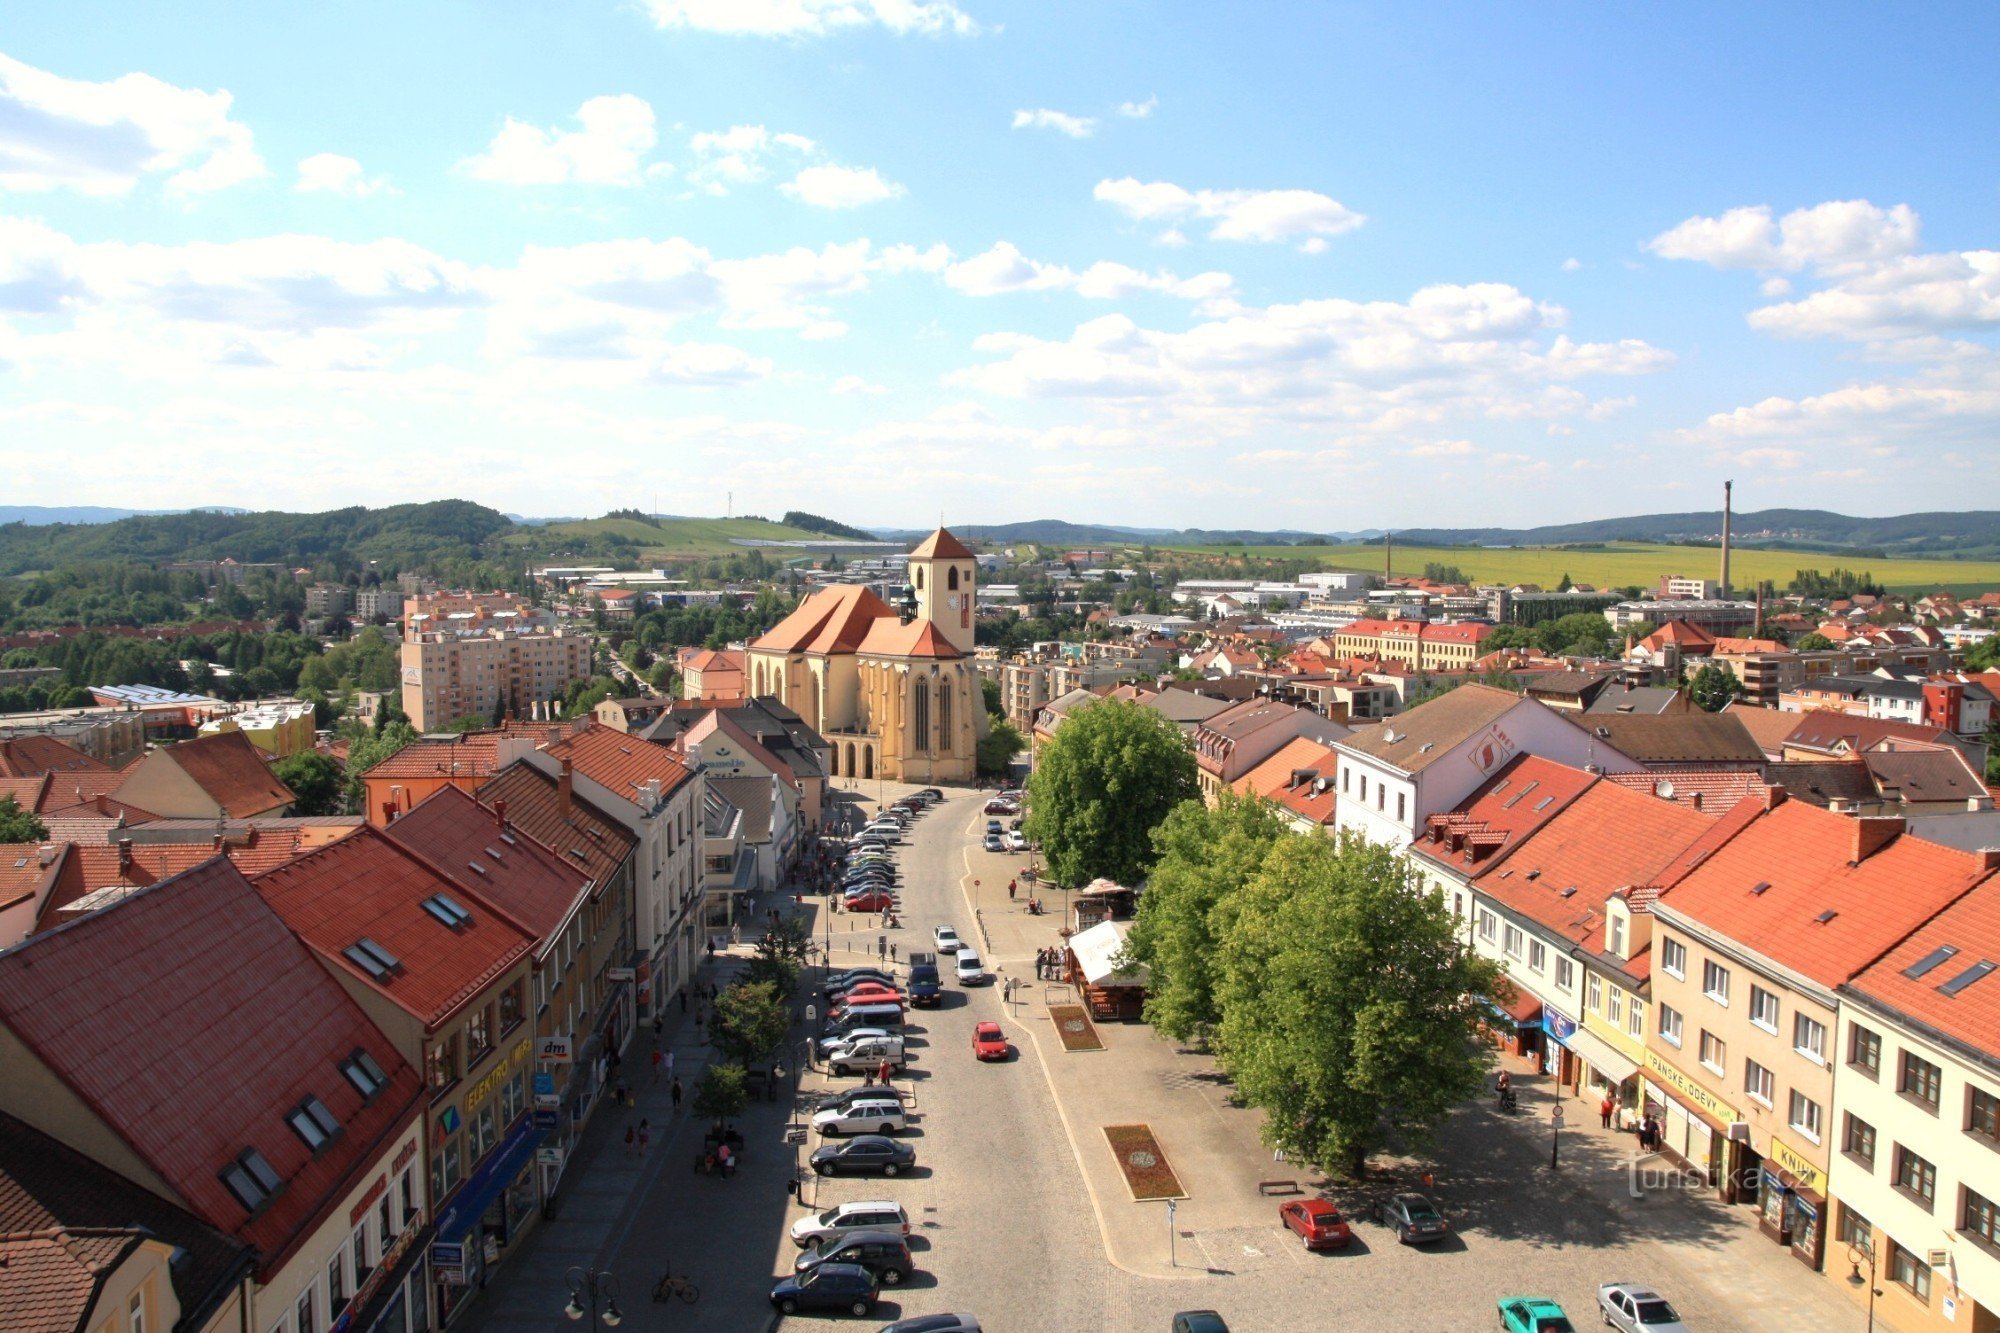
[810,1134,917,1177]
[825,968,896,992]
[1596,1285,1688,1333]
[831,989,907,1013]
[810,1084,907,1114]
[825,1002,905,1029]
[933,926,963,953]
[983,799,1017,815]
[813,1099,908,1136]
[1278,1198,1351,1250]
[794,1231,915,1287]
[818,1026,895,1055]
[955,952,986,985]
[971,1021,1009,1060]
[1374,1192,1449,1244]
[1498,1298,1574,1333]
[789,1199,912,1248]
[982,833,1004,852]
[826,1040,906,1077]
[768,1261,879,1317]
[878,1316,981,1333]
[908,957,942,1007]
[917,787,944,801]
[1170,1314,1229,1333]
[984,819,1003,834]
[998,788,1024,801]
[843,890,894,913]
[1004,830,1029,851]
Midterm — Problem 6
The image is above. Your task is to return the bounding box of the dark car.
[769,1261,879,1317]
[825,968,896,991]
[877,1317,981,1333]
[812,1134,917,1177]
[1171,1314,1229,1333]
[1375,1191,1449,1244]
[796,1231,916,1287]
[908,962,942,1007]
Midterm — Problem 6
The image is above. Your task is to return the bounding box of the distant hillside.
[1390,509,2000,555]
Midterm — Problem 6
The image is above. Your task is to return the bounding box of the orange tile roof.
[0,775,49,811]
[360,722,574,781]
[1725,705,1804,756]
[1603,769,1772,817]
[1658,801,1993,987]
[855,616,963,659]
[0,843,62,917]
[908,527,974,560]
[384,786,592,946]
[1847,875,2000,1055]
[122,731,294,818]
[1410,755,1599,876]
[475,762,636,888]
[751,583,900,655]
[541,723,694,806]
[1231,737,1339,826]
[0,736,110,779]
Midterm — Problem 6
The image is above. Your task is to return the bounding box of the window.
[1503,924,1524,960]
[328,1250,347,1312]
[1528,940,1546,973]
[501,1070,526,1124]
[219,1149,282,1214]
[1970,1086,2000,1143]
[1658,1003,1684,1047]
[500,979,525,1032]
[1556,957,1574,991]
[1661,936,1687,980]
[1901,1052,1943,1112]
[1376,782,1385,812]
[431,1137,462,1203]
[1793,1013,1827,1064]
[286,1097,341,1151]
[1844,1113,1877,1168]
[1700,1030,1726,1074]
[1626,997,1644,1039]
[1606,914,1625,958]
[1745,1059,1775,1106]
[468,1103,498,1164]
[1788,1090,1822,1142]
[340,1049,388,1100]
[397,1166,416,1228]
[1889,1243,1933,1301]
[1587,973,1603,1012]
[1702,959,1730,1005]
[1967,1188,2000,1247]
[1396,792,1406,822]
[296,1284,317,1333]
[1837,1203,1872,1251]
[467,1005,493,1063]
[1477,910,1495,942]
[1607,986,1623,1026]
[352,1225,371,1285]
[1849,1024,1882,1077]
[1749,985,1780,1033]
[426,1035,460,1094]
[129,1291,146,1333]
[1894,1146,1937,1208]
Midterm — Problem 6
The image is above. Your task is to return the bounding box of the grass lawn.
[504,515,839,558]
[1104,1123,1186,1201]
[1170,539,2000,595]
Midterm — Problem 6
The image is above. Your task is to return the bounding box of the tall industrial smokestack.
[1385,531,1393,584]
[1720,480,1733,598]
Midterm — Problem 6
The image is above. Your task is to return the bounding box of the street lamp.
[564,1266,622,1326]
[1847,1236,1883,1333]
[1549,1103,1564,1172]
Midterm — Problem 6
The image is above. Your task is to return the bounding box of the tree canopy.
[1687,663,1744,712]
[1024,699,1198,887]
[272,751,343,817]
[712,980,790,1067]
[0,795,48,843]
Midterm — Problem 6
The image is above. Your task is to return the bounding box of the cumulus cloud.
[461,95,664,186]
[940,242,1230,302]
[1011,108,1095,138]
[640,0,979,36]
[1117,96,1158,119]
[295,153,393,197]
[687,124,816,191]
[0,51,265,196]
[1094,177,1364,249]
[1648,200,1920,274]
[781,164,902,208]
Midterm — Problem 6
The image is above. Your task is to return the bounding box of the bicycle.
[652,1272,700,1304]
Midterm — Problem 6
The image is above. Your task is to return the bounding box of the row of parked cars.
[836,790,940,915]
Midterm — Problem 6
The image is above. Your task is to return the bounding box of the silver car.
[1597,1284,1688,1333]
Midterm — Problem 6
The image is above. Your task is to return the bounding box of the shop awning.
[1492,988,1543,1024]
[1560,1026,1641,1084]
[433,1118,548,1243]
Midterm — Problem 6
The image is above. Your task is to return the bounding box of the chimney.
[1690,791,1704,812]
[1720,479,1733,598]
[381,798,399,824]
[1763,784,1788,811]
[559,757,574,817]
[494,798,508,827]
[1978,848,2000,873]
[1851,815,1905,865]
[37,843,55,867]
[117,837,133,874]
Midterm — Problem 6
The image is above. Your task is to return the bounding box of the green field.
[1172,540,2000,595]
[503,516,836,559]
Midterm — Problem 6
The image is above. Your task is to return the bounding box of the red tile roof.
[1603,769,1772,817]
[1659,801,1994,987]
[121,731,295,818]
[1725,704,1804,756]
[541,724,694,807]
[0,736,110,779]
[855,616,963,660]
[0,859,424,1280]
[1231,737,1339,826]
[907,527,974,560]
[360,722,573,781]
[475,762,636,888]
[0,775,49,811]
[384,786,592,947]
[252,827,536,1029]
[1847,875,2000,1056]
[751,584,900,655]
[0,843,64,925]
[1410,755,1599,876]
[1784,710,1961,756]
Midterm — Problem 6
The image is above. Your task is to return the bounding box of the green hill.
[503,515,835,559]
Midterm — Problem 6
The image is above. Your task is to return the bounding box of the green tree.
[1534,612,1615,657]
[343,720,418,814]
[1125,792,1289,1043]
[692,1063,749,1128]
[742,916,812,994]
[0,795,48,842]
[442,714,490,733]
[1215,833,1503,1178]
[711,980,790,1067]
[980,677,1003,715]
[1793,632,1835,651]
[1687,664,1743,712]
[1024,699,1198,887]
[976,716,1027,778]
[272,751,344,816]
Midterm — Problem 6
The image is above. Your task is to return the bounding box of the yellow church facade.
[745,528,986,784]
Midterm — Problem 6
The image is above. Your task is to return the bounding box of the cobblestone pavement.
[464,779,1882,1333]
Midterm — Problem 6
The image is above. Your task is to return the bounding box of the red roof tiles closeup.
[475,762,636,888]
[1410,755,1600,875]
[383,786,593,947]
[751,584,900,655]
[1848,875,2000,1056]
[0,736,110,779]
[907,526,975,560]
[0,859,424,1280]
[541,724,693,808]
[119,730,295,818]
[1231,737,1340,827]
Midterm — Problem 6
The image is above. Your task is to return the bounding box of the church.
[744,527,986,783]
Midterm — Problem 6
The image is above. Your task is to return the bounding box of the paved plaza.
[464,780,1882,1333]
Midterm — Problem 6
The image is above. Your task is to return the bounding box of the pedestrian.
[665,1049,675,1081]
[615,1077,629,1107]
[706,937,717,960]
[877,1058,892,1084]
[638,1119,650,1156]
[624,1124,636,1156]
[731,923,741,947]
[651,1047,664,1083]
[862,1069,875,1086]
[1008,879,1017,901]
[889,943,897,962]
[1496,1070,1511,1096]
[671,1077,684,1114]
[679,988,688,1014]
[1599,1095,1614,1129]
[653,1014,664,1041]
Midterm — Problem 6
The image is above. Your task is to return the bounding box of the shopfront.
[1541,1008,1582,1089]
[1484,990,1543,1062]
[429,1114,548,1325]
[1642,1049,1738,1190]
[1756,1140,1828,1270]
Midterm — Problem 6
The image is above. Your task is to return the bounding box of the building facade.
[400,631,594,732]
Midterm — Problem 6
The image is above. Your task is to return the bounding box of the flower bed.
[1103,1123,1185,1201]
[1048,1003,1104,1052]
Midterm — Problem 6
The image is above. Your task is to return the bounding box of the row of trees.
[1026,701,1504,1179]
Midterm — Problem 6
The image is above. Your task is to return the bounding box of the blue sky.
[2,2,1996,529]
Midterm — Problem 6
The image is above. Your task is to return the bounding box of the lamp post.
[564,1266,622,1326]
[1549,1103,1564,1172]
[1848,1236,1882,1333]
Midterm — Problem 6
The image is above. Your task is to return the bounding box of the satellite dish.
[1655,779,1676,800]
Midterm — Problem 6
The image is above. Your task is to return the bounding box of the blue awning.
[433,1117,547,1242]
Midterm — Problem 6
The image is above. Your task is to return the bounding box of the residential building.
[997,657,1052,733]
[1523,669,1620,713]
[361,724,570,827]
[743,528,984,784]
[113,730,296,819]
[0,732,113,779]
[0,858,431,1333]
[1661,576,1721,599]
[356,588,405,622]
[1607,599,1760,632]
[1648,804,1994,1273]
[1331,618,1497,671]
[1229,736,1339,835]
[404,592,552,635]
[198,698,317,757]
[253,829,540,1327]
[640,697,830,834]
[0,716,143,769]
[1192,699,1350,801]
[677,648,746,702]
[1580,712,1767,773]
[1833,877,2000,1333]
[1333,685,1644,849]
[306,583,354,617]
[592,696,671,734]
[399,630,594,732]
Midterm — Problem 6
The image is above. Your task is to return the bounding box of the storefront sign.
[1543,1009,1578,1043]
[349,1173,388,1226]
[430,1242,466,1286]
[537,1036,573,1064]
[1769,1139,1825,1195]
[464,1038,534,1115]
[533,1071,555,1096]
[536,1145,566,1168]
[532,1108,559,1130]
[1643,1050,1740,1124]
[607,967,635,982]
[336,1208,425,1330]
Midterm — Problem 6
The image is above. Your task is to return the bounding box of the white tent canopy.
[1067,919,1148,988]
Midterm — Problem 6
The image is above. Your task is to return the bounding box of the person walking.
[680,988,688,1014]
[664,1049,675,1082]
[888,943,897,963]
[614,1077,630,1108]
[624,1124,636,1157]
[877,1057,892,1085]
[638,1119,651,1156]
[653,1014,664,1041]
[670,1077,684,1115]
[1008,879,1017,902]
[1599,1095,1615,1129]
[651,1047,664,1083]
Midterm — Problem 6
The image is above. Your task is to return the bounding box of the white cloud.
[941,241,1231,302]
[1748,249,2000,341]
[687,124,816,191]
[0,51,265,196]
[1646,199,1920,274]
[1117,96,1157,119]
[833,374,886,394]
[640,0,979,36]
[1561,257,1582,272]
[1094,177,1365,249]
[295,153,393,197]
[650,342,771,385]
[461,95,663,186]
[944,242,1072,296]
[1011,108,1096,138]
[781,164,902,208]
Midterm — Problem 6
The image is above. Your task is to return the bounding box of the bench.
[1257,1179,1303,1197]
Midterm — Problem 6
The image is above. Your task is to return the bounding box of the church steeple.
[907,527,976,656]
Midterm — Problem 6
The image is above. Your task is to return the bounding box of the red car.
[972,1021,1009,1060]
[834,984,907,1005]
[983,799,1018,815]
[1279,1198,1352,1251]
[842,890,893,913]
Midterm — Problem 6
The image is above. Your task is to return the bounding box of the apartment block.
[400,630,594,731]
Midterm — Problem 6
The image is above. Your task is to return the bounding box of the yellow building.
[744,528,984,783]
[199,699,316,757]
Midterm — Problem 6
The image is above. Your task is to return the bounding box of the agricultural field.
[502,516,831,559]
[1173,540,2000,595]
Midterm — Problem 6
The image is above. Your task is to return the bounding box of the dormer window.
[1606,911,1626,959]
[286,1096,342,1151]
[341,1049,389,1100]
[219,1148,283,1213]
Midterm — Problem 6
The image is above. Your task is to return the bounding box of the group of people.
[1035,946,1063,981]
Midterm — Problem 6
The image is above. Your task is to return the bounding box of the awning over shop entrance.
[1560,1026,1640,1084]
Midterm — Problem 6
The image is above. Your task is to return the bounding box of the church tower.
[907,526,977,655]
